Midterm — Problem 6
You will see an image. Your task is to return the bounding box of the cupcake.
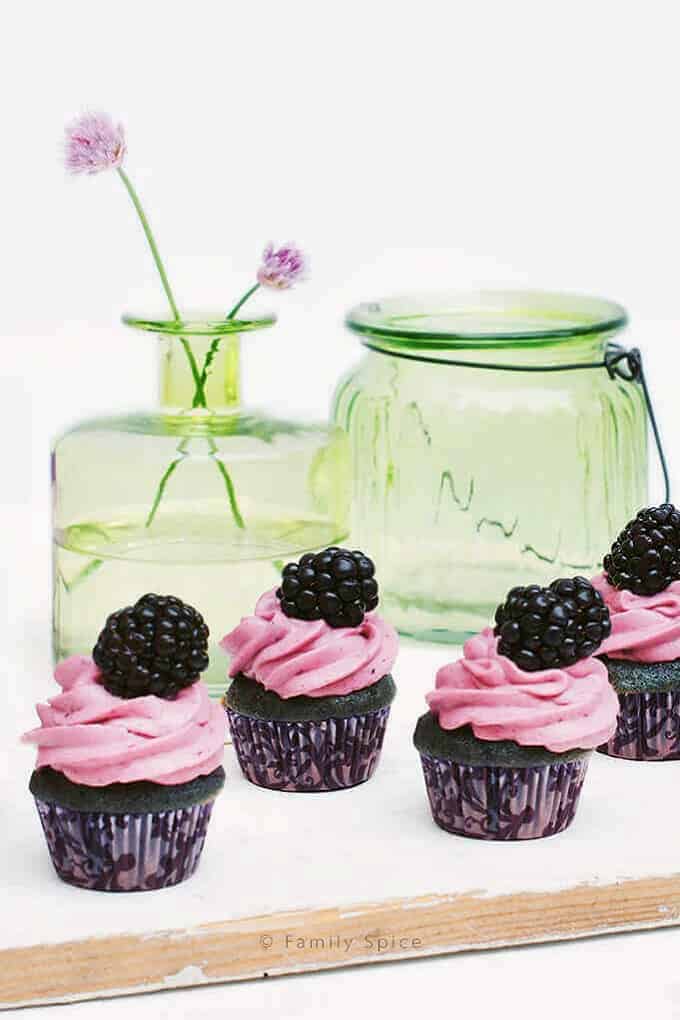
[593,503,680,761]
[221,547,398,792]
[23,594,226,892]
[414,577,619,840]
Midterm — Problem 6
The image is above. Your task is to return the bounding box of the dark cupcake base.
[413,713,586,766]
[227,706,391,792]
[29,766,225,813]
[34,799,215,892]
[418,753,590,841]
[225,674,395,792]
[598,657,680,761]
[598,690,680,761]
[413,713,589,840]
[226,672,396,722]
[30,767,224,892]
[599,656,680,694]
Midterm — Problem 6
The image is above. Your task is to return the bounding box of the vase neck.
[159,334,240,412]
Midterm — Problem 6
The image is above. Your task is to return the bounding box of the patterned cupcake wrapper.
[226,706,391,792]
[34,798,214,892]
[418,753,589,841]
[598,689,680,761]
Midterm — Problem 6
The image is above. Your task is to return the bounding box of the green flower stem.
[195,337,222,406]
[145,438,245,531]
[226,282,260,321]
[181,338,207,408]
[185,285,262,524]
[117,168,181,322]
[59,558,104,594]
[117,168,207,408]
[145,441,188,528]
[209,439,246,529]
[145,458,180,528]
[121,162,249,529]
[194,283,261,400]
[118,169,236,527]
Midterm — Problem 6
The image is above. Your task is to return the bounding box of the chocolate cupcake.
[23,595,226,892]
[221,547,398,792]
[594,503,680,760]
[414,578,619,841]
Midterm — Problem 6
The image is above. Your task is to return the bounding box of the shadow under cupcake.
[221,547,398,792]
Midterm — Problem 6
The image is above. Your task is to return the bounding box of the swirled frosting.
[221,590,398,698]
[592,572,680,662]
[23,656,226,786]
[427,628,618,752]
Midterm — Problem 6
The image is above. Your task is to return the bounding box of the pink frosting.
[220,590,398,698]
[427,628,618,753]
[592,572,680,662]
[23,656,226,786]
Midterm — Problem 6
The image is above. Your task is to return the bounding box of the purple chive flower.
[64,112,126,175]
[256,242,307,290]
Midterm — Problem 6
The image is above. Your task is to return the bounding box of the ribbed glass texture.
[333,291,648,642]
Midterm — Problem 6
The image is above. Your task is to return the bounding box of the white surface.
[5,628,680,951]
[16,931,680,1020]
[5,0,680,1014]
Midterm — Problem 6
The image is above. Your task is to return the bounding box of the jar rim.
[122,311,277,337]
[345,290,628,348]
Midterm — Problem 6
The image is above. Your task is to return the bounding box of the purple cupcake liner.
[598,690,680,761]
[226,706,391,792]
[34,798,214,892]
[418,753,590,841]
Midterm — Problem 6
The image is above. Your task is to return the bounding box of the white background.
[3,0,680,1017]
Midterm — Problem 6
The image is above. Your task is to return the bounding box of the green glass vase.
[53,313,350,696]
[332,291,648,643]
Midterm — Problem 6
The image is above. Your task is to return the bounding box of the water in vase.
[51,320,351,698]
[54,507,346,698]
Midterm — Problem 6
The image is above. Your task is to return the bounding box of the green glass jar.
[53,314,350,696]
[333,291,648,643]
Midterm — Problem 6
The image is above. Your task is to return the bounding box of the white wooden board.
[3,635,680,1009]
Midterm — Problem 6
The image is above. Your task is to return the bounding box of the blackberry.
[92,594,210,700]
[494,576,611,672]
[603,504,680,596]
[276,547,379,628]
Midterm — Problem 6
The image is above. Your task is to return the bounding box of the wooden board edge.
[2,873,680,1009]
